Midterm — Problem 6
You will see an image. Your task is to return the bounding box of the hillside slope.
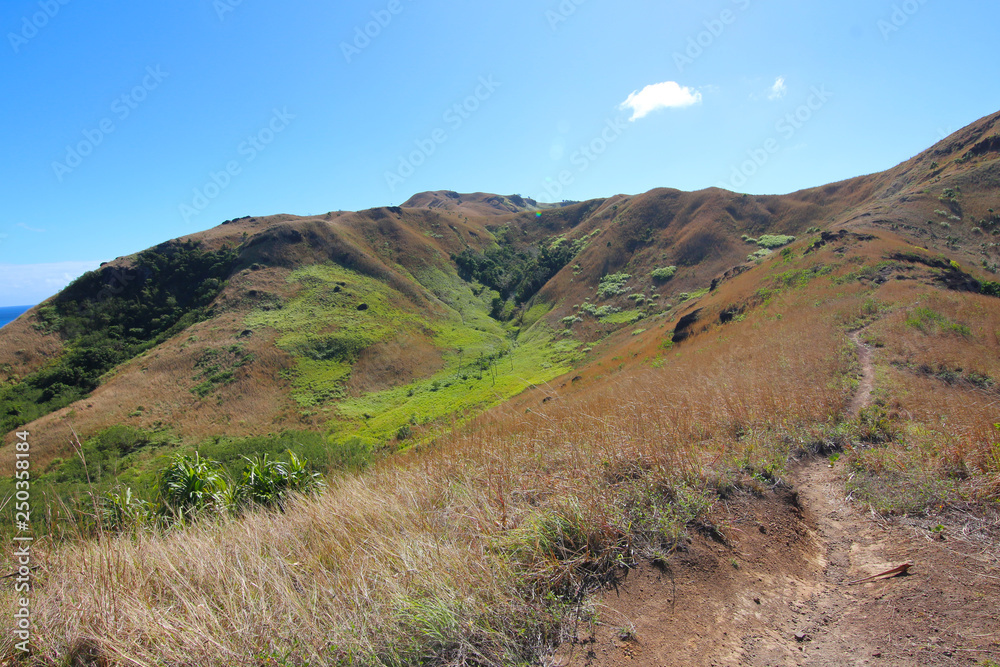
[2,113,1000,471]
[1,111,999,666]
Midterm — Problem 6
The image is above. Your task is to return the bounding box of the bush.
[756,235,796,249]
[580,303,621,318]
[650,266,677,282]
[597,273,631,298]
[101,487,154,531]
[240,451,323,506]
[158,452,229,517]
[155,449,325,523]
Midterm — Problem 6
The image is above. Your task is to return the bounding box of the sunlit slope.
[1,110,998,471]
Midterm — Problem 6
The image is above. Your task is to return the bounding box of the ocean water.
[0,305,33,330]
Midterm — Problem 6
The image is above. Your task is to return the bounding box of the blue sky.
[1,0,998,306]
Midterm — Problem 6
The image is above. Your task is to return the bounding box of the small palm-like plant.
[152,450,326,524]
[158,452,227,519]
[285,449,326,495]
[241,453,289,506]
[241,450,326,507]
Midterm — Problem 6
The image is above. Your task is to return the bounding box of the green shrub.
[580,303,621,318]
[158,452,229,517]
[650,266,677,282]
[101,487,154,531]
[982,281,1000,297]
[240,451,323,506]
[597,273,631,298]
[756,235,796,249]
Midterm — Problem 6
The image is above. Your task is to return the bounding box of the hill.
[1,111,999,665]
[400,190,571,215]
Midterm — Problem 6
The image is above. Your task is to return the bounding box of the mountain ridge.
[2,109,999,470]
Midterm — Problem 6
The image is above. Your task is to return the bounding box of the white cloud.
[0,261,103,307]
[620,81,702,121]
[768,76,787,101]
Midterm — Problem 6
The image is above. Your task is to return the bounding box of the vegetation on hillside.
[0,241,238,434]
[453,228,596,318]
[0,425,333,538]
[4,114,1000,664]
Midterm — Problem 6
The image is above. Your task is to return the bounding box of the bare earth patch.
[555,461,1000,666]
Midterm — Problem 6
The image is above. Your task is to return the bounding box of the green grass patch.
[285,358,352,407]
[678,288,710,303]
[772,265,833,290]
[521,302,553,330]
[246,263,420,362]
[191,344,254,398]
[247,263,441,406]
[333,323,581,443]
[599,309,645,325]
[246,263,582,445]
[905,307,972,337]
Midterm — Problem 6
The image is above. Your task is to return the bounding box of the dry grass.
[4,230,999,665]
[0,282,853,665]
[854,281,1000,502]
[0,309,65,383]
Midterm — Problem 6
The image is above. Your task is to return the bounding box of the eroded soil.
[555,463,1000,666]
[555,334,1000,666]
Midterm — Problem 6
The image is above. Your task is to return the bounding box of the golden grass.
[4,233,999,665]
[857,281,1000,499]
[0,309,64,383]
[1,287,852,665]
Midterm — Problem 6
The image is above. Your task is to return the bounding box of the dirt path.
[847,329,875,417]
[556,335,1000,666]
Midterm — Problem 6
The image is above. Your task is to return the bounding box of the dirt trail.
[556,335,1000,666]
[847,330,876,417]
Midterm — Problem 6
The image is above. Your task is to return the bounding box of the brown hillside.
[402,190,559,215]
[2,110,999,474]
[2,111,1000,667]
